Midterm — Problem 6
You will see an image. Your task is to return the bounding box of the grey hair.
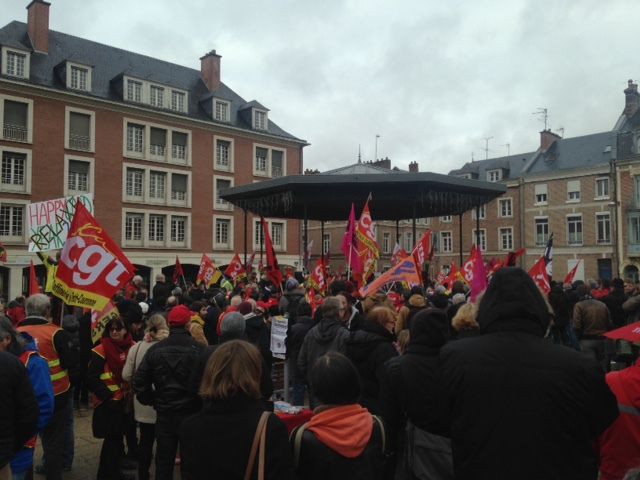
[155,274,165,282]
[321,296,342,319]
[221,312,246,336]
[25,293,51,317]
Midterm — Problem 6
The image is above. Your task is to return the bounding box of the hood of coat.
[310,317,347,345]
[408,308,449,349]
[347,320,394,362]
[477,267,551,336]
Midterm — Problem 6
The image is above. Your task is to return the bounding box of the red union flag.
[359,256,421,297]
[52,202,134,310]
[412,230,433,266]
[308,258,327,294]
[196,254,221,288]
[462,245,477,284]
[224,253,247,283]
[528,256,550,294]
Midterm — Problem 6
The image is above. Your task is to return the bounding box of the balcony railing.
[150,144,166,156]
[3,123,28,142]
[272,167,283,178]
[69,133,90,151]
[172,145,186,160]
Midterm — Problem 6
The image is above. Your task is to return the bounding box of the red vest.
[91,344,123,408]
[19,350,38,449]
[17,323,70,396]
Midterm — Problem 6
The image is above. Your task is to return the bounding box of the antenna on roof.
[471,152,475,162]
[500,143,510,156]
[358,144,362,164]
[533,108,549,130]
[557,127,565,138]
[482,136,493,160]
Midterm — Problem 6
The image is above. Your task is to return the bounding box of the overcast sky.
[2,0,636,173]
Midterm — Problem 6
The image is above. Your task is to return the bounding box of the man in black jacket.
[0,351,38,480]
[151,274,171,313]
[440,267,619,480]
[133,304,204,480]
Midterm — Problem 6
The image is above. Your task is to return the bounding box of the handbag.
[404,421,454,480]
[244,411,271,480]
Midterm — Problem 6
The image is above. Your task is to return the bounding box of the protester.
[0,350,39,480]
[450,302,479,339]
[291,352,386,480]
[573,283,613,370]
[133,304,205,480]
[396,286,427,332]
[337,293,365,331]
[346,306,398,414]
[285,301,315,406]
[180,340,294,480]
[279,278,306,324]
[151,275,171,314]
[87,318,135,480]
[17,294,77,480]
[122,314,169,480]
[440,267,619,479]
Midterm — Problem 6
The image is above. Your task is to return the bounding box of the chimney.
[624,79,639,117]
[409,161,419,173]
[200,50,222,92]
[26,0,50,54]
[373,157,391,170]
[539,129,561,151]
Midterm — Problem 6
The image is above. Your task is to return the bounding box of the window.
[535,184,548,205]
[255,147,267,173]
[215,139,231,170]
[2,99,29,142]
[487,170,502,182]
[254,220,264,248]
[499,227,513,251]
[253,109,267,130]
[126,124,144,153]
[125,168,144,199]
[150,86,164,107]
[124,213,143,243]
[215,178,232,209]
[440,232,452,253]
[70,66,88,91]
[214,100,230,122]
[498,198,512,217]
[148,214,165,242]
[271,222,284,249]
[150,127,167,157]
[215,218,232,248]
[567,180,581,202]
[567,215,583,246]
[440,215,452,223]
[67,160,90,193]
[171,91,186,112]
[404,232,413,252]
[323,234,331,255]
[472,229,487,251]
[383,233,391,254]
[535,218,549,246]
[171,174,187,202]
[126,79,142,102]
[596,212,611,244]
[635,176,640,208]
[271,150,284,178]
[171,216,186,243]
[0,205,23,239]
[68,112,91,151]
[630,215,640,245]
[149,171,166,200]
[171,132,187,161]
[1,152,25,189]
[595,177,609,199]
[472,205,486,220]
[5,51,26,78]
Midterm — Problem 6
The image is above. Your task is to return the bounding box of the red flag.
[29,260,40,296]
[436,266,448,285]
[564,259,582,285]
[445,261,466,288]
[0,242,7,263]
[505,248,526,267]
[173,256,184,285]
[462,245,476,284]
[224,253,247,283]
[261,217,283,287]
[359,256,421,297]
[412,229,433,265]
[308,258,328,294]
[341,203,362,274]
[196,254,222,288]
[52,202,134,310]
[356,198,380,281]
[391,242,408,266]
[469,246,487,302]
[528,256,550,294]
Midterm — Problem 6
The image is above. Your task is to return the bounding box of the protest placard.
[270,315,288,360]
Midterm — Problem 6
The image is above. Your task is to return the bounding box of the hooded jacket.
[298,316,349,383]
[440,267,619,480]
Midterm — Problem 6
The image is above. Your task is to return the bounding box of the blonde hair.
[362,293,394,314]
[199,340,262,400]
[396,329,410,354]
[145,314,169,339]
[451,303,479,332]
[367,305,397,327]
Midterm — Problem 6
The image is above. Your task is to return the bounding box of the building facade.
[0,1,306,299]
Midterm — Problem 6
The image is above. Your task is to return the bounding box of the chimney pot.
[624,79,639,118]
[200,50,222,92]
[409,161,419,173]
[26,0,50,54]
[540,129,561,151]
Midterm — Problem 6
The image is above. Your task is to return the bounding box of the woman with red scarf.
[87,318,135,480]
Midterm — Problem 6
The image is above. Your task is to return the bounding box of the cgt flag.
[224,253,247,284]
[307,258,328,294]
[359,255,421,297]
[564,259,582,285]
[412,229,433,266]
[261,217,283,287]
[528,256,551,294]
[52,202,135,310]
[90,301,120,344]
[196,254,222,288]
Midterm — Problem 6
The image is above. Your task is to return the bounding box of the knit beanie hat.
[168,304,192,327]
[221,312,246,336]
[117,300,143,327]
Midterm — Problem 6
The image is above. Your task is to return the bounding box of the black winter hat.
[116,300,143,327]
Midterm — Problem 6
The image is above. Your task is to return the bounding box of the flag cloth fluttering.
[307,258,328,295]
[359,255,421,297]
[355,197,380,285]
[341,203,362,275]
[544,234,554,279]
[412,229,433,266]
[29,260,40,296]
[564,259,582,285]
[0,242,7,263]
[505,248,526,267]
[173,256,184,285]
[391,242,408,266]
[224,253,247,284]
[462,245,477,284]
[261,217,283,287]
[528,256,551,294]
[469,245,487,302]
[196,254,222,288]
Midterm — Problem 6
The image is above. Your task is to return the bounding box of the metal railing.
[69,134,90,151]
[3,124,27,142]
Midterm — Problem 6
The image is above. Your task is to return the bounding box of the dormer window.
[253,109,268,130]
[126,79,142,102]
[150,85,165,107]
[2,47,29,79]
[487,169,502,182]
[459,173,472,179]
[66,63,91,92]
[214,99,230,122]
[170,91,186,113]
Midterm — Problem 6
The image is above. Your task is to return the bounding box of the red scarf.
[101,335,134,383]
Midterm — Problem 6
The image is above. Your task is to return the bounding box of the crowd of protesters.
[1,266,640,480]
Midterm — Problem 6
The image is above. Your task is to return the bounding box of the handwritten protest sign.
[270,315,288,360]
[27,194,94,252]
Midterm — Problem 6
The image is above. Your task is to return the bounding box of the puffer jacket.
[298,317,349,382]
[346,320,398,414]
[133,327,204,414]
[396,294,427,332]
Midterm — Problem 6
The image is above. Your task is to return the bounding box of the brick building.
[0,1,306,299]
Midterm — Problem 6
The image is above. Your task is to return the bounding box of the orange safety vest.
[91,344,123,408]
[17,323,70,396]
[19,350,38,449]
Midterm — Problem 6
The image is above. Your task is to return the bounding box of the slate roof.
[0,20,304,143]
[449,151,536,181]
[323,162,405,175]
